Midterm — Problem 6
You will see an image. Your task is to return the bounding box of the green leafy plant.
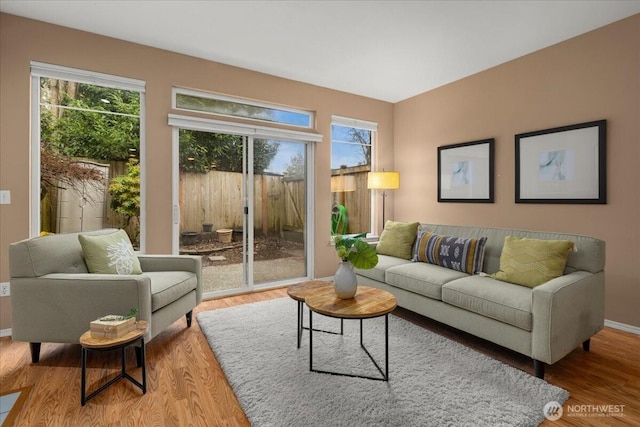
[333,233,378,270]
[108,159,140,220]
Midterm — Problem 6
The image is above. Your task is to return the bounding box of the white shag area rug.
[197,297,568,427]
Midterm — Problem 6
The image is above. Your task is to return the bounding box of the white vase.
[334,261,358,299]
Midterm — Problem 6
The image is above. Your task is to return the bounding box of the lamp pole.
[367,171,400,234]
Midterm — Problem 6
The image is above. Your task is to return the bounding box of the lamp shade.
[367,171,400,190]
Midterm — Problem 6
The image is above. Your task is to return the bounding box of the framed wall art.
[438,138,494,203]
[515,120,606,204]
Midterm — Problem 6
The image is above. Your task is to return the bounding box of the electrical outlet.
[0,190,10,205]
[0,282,10,297]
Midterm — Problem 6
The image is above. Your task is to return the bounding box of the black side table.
[79,320,148,406]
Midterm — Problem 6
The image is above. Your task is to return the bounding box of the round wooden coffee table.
[305,286,397,381]
[287,280,343,348]
[79,320,148,405]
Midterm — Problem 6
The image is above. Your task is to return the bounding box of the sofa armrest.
[531,270,605,364]
[137,255,202,304]
[11,273,153,343]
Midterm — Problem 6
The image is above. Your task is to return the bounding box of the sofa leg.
[30,342,41,363]
[583,339,591,352]
[533,360,545,379]
[186,310,193,328]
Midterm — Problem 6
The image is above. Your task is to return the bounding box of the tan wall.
[0,13,394,330]
[394,14,640,327]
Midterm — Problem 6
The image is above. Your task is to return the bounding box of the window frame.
[330,115,378,237]
[30,62,147,250]
[172,88,315,129]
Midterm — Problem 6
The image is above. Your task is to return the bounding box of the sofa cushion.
[413,231,487,274]
[78,229,142,275]
[385,262,468,300]
[145,271,198,312]
[442,276,533,331]
[355,254,411,283]
[491,236,574,288]
[375,221,419,260]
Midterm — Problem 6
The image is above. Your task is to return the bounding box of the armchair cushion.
[146,271,198,311]
[78,229,142,275]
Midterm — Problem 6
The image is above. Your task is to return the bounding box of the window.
[330,116,377,236]
[31,62,145,247]
[173,88,314,128]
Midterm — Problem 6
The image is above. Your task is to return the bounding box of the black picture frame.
[437,138,494,203]
[515,120,606,204]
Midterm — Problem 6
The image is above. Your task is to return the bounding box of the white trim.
[306,141,315,279]
[138,91,147,253]
[171,126,180,255]
[0,328,11,338]
[605,319,640,335]
[331,115,378,131]
[31,61,145,92]
[172,87,313,128]
[167,114,322,142]
[30,74,41,238]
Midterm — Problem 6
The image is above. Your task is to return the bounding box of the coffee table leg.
[385,314,389,380]
[311,314,389,382]
[309,310,313,371]
[297,301,303,348]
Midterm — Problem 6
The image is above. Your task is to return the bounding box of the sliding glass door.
[175,128,309,296]
[251,138,307,285]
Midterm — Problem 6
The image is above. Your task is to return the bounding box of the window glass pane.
[39,77,141,245]
[175,92,312,128]
[330,123,373,236]
[331,125,371,168]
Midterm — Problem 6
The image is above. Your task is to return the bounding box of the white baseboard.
[605,319,640,335]
[0,328,12,338]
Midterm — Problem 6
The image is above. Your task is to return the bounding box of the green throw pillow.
[79,229,142,275]
[375,221,419,260]
[491,236,574,288]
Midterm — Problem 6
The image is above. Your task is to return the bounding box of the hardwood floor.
[1,288,638,426]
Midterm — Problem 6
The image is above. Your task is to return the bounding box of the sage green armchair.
[9,229,202,363]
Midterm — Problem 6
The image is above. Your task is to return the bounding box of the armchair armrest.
[531,270,605,364]
[11,273,153,343]
[137,255,202,304]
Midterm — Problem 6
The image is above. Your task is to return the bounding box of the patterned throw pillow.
[491,236,574,288]
[78,229,142,275]
[413,232,487,275]
[375,221,420,260]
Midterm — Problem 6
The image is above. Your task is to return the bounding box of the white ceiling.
[2,1,640,103]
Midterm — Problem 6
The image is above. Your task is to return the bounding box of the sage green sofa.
[355,224,605,379]
[9,229,202,363]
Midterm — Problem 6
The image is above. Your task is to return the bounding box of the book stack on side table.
[90,316,136,339]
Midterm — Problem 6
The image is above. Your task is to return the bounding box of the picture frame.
[438,138,494,203]
[515,120,606,204]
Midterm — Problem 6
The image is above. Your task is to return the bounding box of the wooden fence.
[43,161,371,240]
[180,168,371,236]
[179,171,306,236]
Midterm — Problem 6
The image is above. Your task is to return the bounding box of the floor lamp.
[367,171,400,233]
